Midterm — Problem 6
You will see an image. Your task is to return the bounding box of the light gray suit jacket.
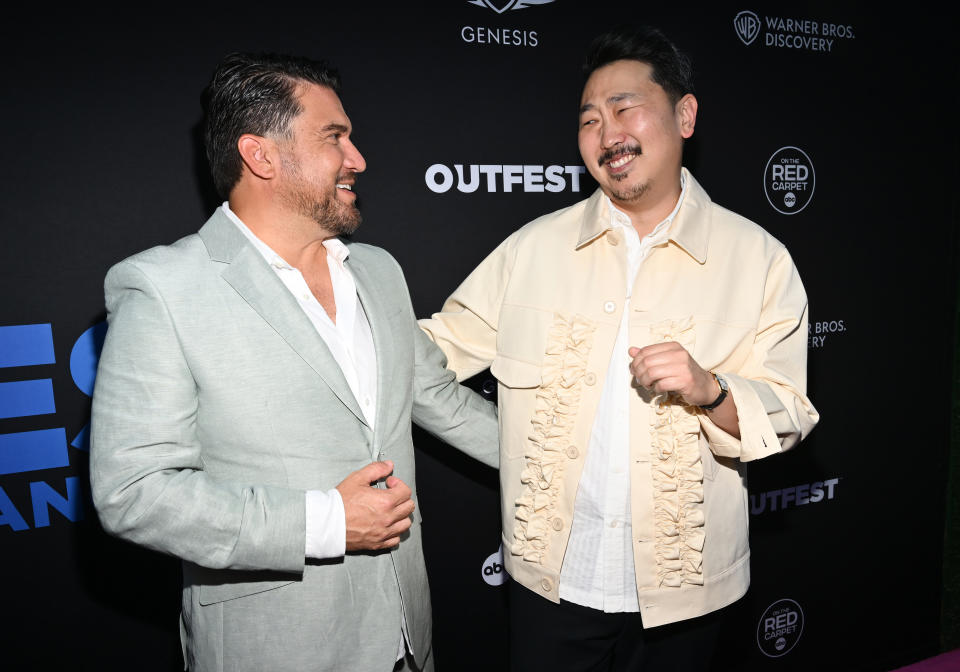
[89,209,499,672]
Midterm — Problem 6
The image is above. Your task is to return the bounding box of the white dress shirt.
[559,176,687,612]
[223,204,412,661]
[222,203,378,560]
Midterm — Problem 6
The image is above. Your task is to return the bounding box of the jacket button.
[607,233,619,246]
[584,372,597,385]
[603,301,616,313]
[565,445,579,459]
[551,517,564,531]
[540,578,553,592]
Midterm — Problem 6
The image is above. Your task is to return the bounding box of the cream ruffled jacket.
[419,168,819,627]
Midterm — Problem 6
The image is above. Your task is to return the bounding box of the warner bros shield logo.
[735,11,761,45]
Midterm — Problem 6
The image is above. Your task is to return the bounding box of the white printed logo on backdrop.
[764,146,815,215]
[481,544,508,586]
[734,11,761,45]
[426,164,585,194]
[734,10,856,53]
[468,0,554,13]
[757,598,805,657]
[462,0,554,46]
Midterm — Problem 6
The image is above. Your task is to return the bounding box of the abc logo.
[481,545,508,586]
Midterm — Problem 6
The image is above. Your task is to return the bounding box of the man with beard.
[419,26,818,671]
[89,52,498,672]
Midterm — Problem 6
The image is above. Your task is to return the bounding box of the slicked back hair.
[201,52,341,199]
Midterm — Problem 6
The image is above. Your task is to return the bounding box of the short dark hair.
[582,26,694,105]
[201,52,341,198]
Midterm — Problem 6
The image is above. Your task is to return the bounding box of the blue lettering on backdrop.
[69,322,107,450]
[0,321,106,531]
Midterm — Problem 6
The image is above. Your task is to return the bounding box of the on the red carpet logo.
[757,598,804,657]
[764,146,815,215]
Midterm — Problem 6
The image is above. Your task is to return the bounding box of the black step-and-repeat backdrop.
[2,3,956,671]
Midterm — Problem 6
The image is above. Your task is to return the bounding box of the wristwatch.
[699,373,728,411]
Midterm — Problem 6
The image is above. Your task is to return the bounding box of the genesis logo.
[734,10,761,45]
[757,598,804,657]
[468,0,555,13]
[764,146,815,215]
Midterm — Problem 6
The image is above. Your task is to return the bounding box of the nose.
[344,138,366,173]
[600,119,625,149]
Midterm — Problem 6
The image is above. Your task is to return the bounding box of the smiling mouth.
[606,153,635,169]
[600,145,641,172]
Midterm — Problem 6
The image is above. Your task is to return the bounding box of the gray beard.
[279,156,362,236]
[298,191,361,237]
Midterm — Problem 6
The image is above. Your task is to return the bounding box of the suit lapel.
[198,211,369,428]
[347,250,394,452]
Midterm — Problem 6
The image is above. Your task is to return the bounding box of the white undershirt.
[558,176,687,612]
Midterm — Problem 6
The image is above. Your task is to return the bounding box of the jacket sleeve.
[417,235,515,381]
[699,246,820,461]
[89,259,306,573]
[373,252,500,468]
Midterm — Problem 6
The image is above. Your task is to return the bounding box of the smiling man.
[89,52,498,672]
[420,26,819,671]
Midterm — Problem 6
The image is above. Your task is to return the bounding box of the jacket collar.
[576,167,711,264]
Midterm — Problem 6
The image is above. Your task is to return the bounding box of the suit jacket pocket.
[185,562,298,606]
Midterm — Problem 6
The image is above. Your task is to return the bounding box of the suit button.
[540,578,553,592]
[584,372,597,385]
[551,517,564,531]
[603,301,616,313]
[565,445,579,459]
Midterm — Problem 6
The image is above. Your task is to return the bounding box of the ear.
[676,93,698,139]
[237,134,278,180]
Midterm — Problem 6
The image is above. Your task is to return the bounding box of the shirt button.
[540,578,554,592]
[565,445,579,459]
[609,520,618,528]
[551,517,564,531]
[584,372,597,385]
[603,301,616,313]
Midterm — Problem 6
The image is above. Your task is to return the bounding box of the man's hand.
[628,341,717,406]
[336,461,415,552]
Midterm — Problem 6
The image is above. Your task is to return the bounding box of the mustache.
[598,144,641,167]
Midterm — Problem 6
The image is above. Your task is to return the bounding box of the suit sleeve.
[699,246,820,461]
[373,252,500,468]
[89,259,307,573]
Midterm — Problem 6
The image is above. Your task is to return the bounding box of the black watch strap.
[699,373,728,411]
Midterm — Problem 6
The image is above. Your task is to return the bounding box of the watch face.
[716,374,729,392]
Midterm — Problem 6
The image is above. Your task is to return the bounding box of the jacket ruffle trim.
[649,317,705,588]
[510,312,594,564]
